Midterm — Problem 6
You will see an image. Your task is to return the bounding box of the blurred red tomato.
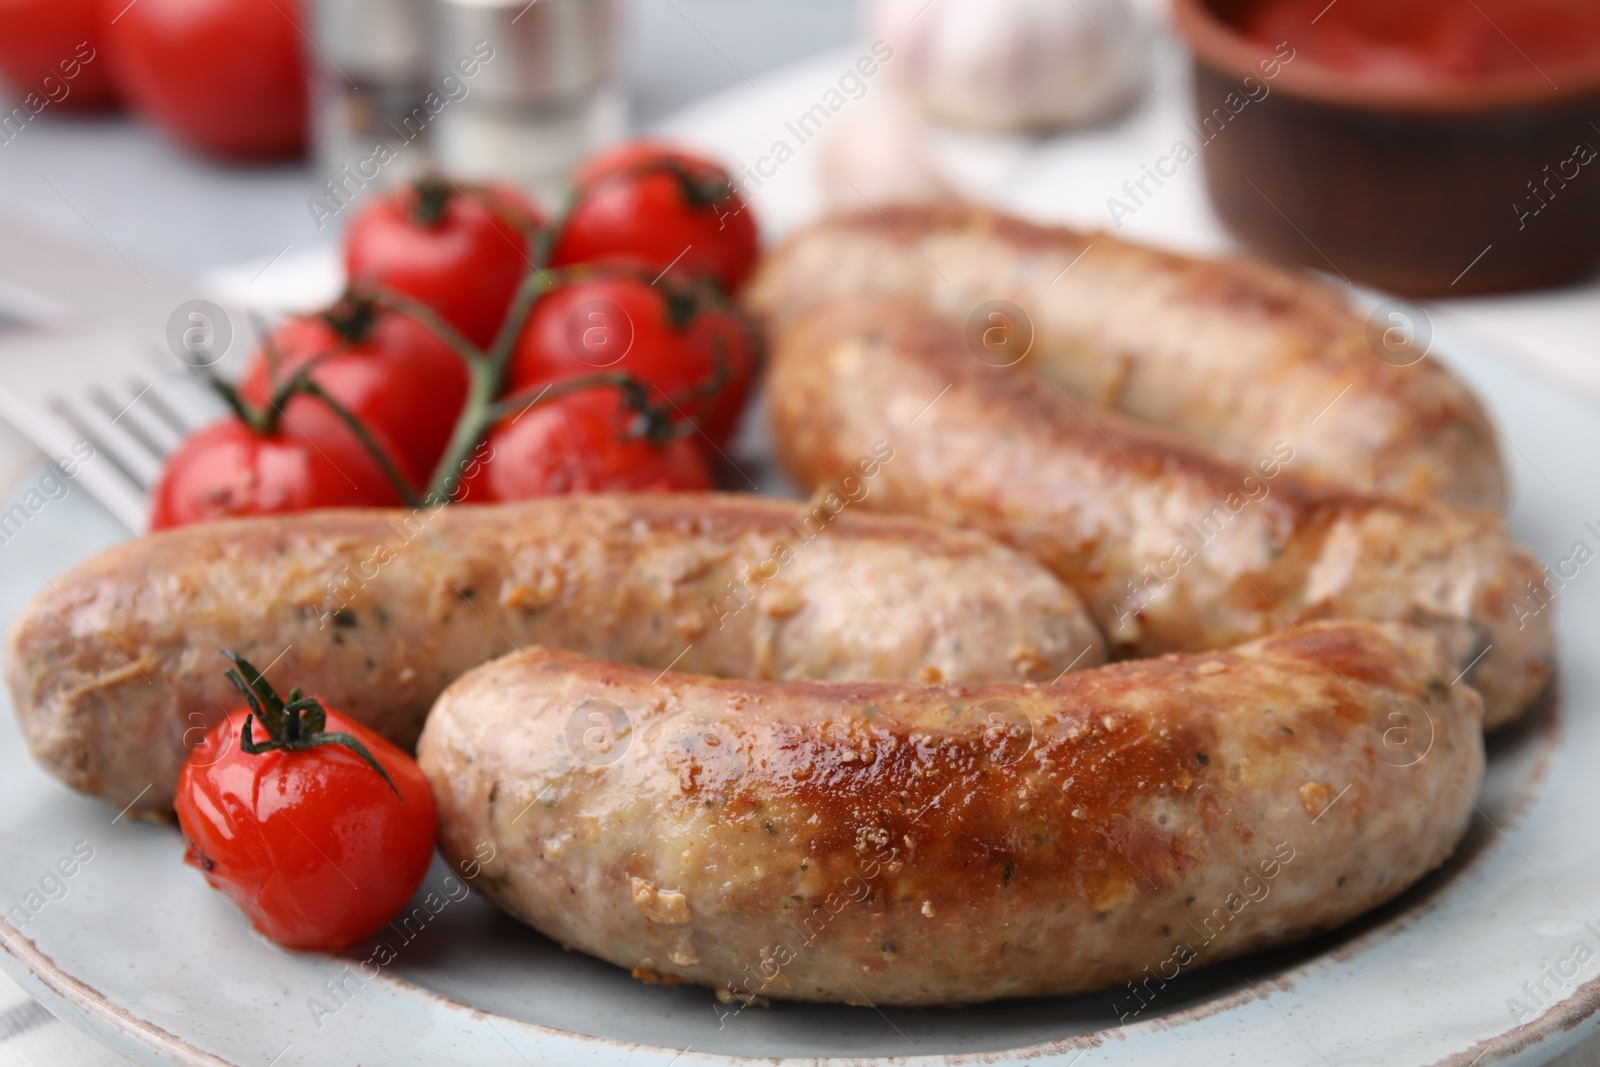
[458,389,712,502]
[239,301,470,491]
[103,0,307,160]
[507,273,754,448]
[0,0,116,110]
[550,141,759,293]
[346,180,543,350]
[150,398,406,529]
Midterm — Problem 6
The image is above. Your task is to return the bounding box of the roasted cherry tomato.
[458,388,712,502]
[103,0,307,159]
[176,653,436,951]
[550,141,759,294]
[239,297,469,491]
[507,273,754,448]
[149,398,406,530]
[345,180,543,350]
[0,0,116,110]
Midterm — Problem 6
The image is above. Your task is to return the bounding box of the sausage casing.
[419,620,1483,1006]
[5,494,1104,811]
[763,300,1551,727]
[748,204,1507,510]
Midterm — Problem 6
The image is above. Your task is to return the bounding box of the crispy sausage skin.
[764,301,1551,728]
[748,204,1506,511]
[420,621,1483,1006]
[4,495,1104,811]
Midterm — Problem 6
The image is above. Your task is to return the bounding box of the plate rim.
[2,917,232,1067]
[1,682,1592,1067]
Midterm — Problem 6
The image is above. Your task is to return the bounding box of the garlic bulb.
[818,94,958,210]
[871,0,1147,133]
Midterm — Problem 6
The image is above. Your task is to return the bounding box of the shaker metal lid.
[309,0,431,79]
[434,0,616,104]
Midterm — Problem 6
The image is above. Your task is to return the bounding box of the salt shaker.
[307,0,435,188]
[430,0,624,209]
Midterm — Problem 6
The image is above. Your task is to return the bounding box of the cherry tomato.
[345,180,542,350]
[550,141,759,294]
[507,273,754,448]
[0,0,116,110]
[176,654,436,951]
[149,398,406,530]
[239,301,470,491]
[103,0,307,160]
[458,389,712,502]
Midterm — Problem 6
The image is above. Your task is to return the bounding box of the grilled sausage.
[748,204,1506,511]
[419,620,1483,1006]
[4,494,1105,812]
[763,300,1551,727]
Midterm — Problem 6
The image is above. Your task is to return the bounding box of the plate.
[6,43,1600,1067]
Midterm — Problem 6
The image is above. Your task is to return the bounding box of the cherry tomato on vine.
[457,389,712,502]
[345,180,543,350]
[550,141,759,294]
[0,0,116,110]
[149,398,406,530]
[507,273,755,448]
[102,0,307,159]
[239,298,469,491]
[176,653,436,951]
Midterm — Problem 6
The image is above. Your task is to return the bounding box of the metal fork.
[0,217,237,532]
[0,328,226,531]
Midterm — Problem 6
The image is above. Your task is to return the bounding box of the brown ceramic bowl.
[1172,0,1600,295]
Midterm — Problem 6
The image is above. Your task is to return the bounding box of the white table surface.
[1,3,1598,1064]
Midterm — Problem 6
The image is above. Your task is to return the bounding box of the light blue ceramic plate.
[0,310,1597,1067]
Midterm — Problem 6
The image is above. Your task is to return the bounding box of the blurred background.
[0,0,859,273]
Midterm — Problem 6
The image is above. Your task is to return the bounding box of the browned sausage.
[420,620,1482,1006]
[749,203,1506,510]
[762,299,1550,727]
[5,494,1104,811]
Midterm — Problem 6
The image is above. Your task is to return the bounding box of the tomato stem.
[653,338,733,443]
[289,375,424,508]
[418,256,565,500]
[362,285,485,373]
[202,371,270,436]
[223,651,402,799]
[486,371,647,424]
[319,293,380,345]
[573,156,738,212]
[410,178,454,227]
[201,313,423,507]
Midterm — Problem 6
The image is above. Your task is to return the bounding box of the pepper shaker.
[430,0,624,209]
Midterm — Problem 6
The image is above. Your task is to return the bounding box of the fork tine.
[87,383,177,459]
[96,381,185,456]
[0,329,230,531]
[54,393,163,486]
[40,397,155,531]
[141,376,217,438]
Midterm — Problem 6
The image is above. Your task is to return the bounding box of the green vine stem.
[291,376,424,508]
[199,318,425,508]
[199,366,424,509]
[361,286,485,372]
[223,650,401,798]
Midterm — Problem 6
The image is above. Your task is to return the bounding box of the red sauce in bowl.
[1240,0,1600,86]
